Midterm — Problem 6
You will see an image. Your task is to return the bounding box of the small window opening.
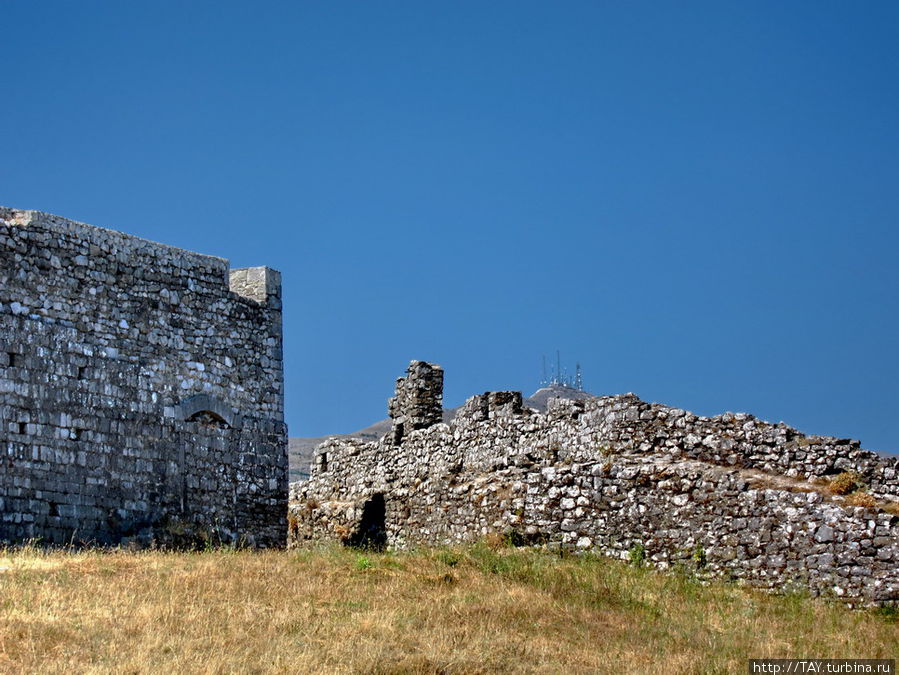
[70,428,83,441]
[7,353,16,367]
[77,366,87,380]
[17,422,27,435]
[318,452,328,472]
[345,493,387,551]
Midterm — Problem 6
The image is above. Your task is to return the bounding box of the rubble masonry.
[291,360,899,604]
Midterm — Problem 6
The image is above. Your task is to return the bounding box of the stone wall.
[0,207,287,547]
[291,361,899,604]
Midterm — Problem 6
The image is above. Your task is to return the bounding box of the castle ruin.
[291,360,899,604]
[0,207,287,547]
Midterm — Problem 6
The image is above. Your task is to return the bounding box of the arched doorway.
[346,493,387,551]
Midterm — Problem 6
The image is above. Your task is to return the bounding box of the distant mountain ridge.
[288,385,594,481]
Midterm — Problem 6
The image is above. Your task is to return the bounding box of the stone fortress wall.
[0,207,287,547]
[291,361,899,604]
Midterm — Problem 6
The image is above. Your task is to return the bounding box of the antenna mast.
[539,351,585,391]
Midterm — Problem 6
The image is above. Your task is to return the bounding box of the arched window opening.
[173,394,237,429]
[187,410,230,429]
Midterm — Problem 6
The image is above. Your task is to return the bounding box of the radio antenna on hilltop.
[540,351,585,391]
[556,350,561,386]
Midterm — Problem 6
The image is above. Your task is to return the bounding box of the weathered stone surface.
[0,207,287,548]
[291,361,899,604]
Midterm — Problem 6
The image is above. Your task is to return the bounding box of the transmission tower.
[539,352,585,391]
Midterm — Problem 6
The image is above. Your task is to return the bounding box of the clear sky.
[2,2,897,452]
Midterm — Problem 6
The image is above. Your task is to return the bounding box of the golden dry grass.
[0,543,895,674]
[828,472,862,496]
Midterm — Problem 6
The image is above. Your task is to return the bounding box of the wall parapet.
[229,267,281,305]
[0,207,231,283]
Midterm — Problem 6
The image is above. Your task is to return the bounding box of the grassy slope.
[0,544,896,674]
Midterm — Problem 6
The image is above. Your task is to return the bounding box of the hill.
[289,385,594,480]
[1,543,896,672]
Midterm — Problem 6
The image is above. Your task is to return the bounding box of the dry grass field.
[0,543,895,674]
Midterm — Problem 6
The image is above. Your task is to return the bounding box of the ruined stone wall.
[291,361,899,604]
[0,207,287,547]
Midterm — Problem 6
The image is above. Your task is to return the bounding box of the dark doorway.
[346,493,387,551]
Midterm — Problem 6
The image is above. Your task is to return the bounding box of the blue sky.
[2,2,897,452]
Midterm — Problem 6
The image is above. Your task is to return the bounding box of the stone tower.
[0,207,288,548]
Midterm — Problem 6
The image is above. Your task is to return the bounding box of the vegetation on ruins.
[829,471,864,496]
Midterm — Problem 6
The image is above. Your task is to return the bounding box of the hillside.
[289,385,594,480]
[1,543,896,672]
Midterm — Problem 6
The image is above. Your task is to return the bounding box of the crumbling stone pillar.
[387,360,443,444]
